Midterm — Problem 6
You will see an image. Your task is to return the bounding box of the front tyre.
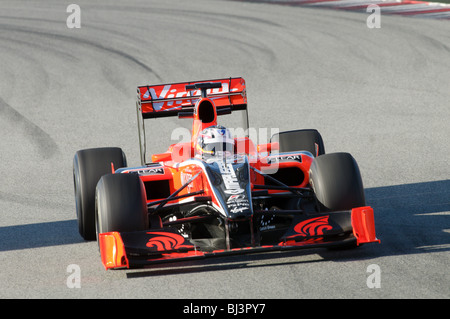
[95,173,148,239]
[309,152,365,211]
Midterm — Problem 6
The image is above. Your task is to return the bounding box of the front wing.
[99,206,379,270]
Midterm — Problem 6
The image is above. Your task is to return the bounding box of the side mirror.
[151,152,172,162]
[257,142,279,153]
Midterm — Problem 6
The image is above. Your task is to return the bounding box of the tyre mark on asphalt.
[0,23,163,82]
[0,97,58,159]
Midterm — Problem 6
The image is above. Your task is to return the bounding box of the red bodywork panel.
[351,206,381,245]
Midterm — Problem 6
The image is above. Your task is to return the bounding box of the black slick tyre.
[73,147,127,240]
[271,129,325,156]
[309,152,365,211]
[95,173,148,238]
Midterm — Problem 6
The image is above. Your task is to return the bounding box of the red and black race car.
[73,77,379,270]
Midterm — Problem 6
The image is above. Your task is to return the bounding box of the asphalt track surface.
[1,0,449,299]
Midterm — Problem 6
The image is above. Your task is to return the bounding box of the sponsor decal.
[266,154,302,164]
[227,194,250,214]
[217,162,244,195]
[135,167,164,175]
[123,166,164,175]
[259,214,275,231]
[143,82,230,110]
[146,232,192,251]
[180,171,194,192]
[293,216,333,237]
[227,194,248,203]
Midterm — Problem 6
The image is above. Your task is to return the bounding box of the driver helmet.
[196,125,235,159]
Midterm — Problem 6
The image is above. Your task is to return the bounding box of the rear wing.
[137,77,247,119]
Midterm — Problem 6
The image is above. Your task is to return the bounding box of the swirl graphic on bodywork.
[293,216,332,237]
[146,232,191,251]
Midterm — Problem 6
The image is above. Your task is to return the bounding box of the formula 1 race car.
[73,77,379,270]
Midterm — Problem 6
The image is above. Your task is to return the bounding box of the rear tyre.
[309,152,365,211]
[73,147,127,240]
[271,129,325,156]
[95,173,148,238]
